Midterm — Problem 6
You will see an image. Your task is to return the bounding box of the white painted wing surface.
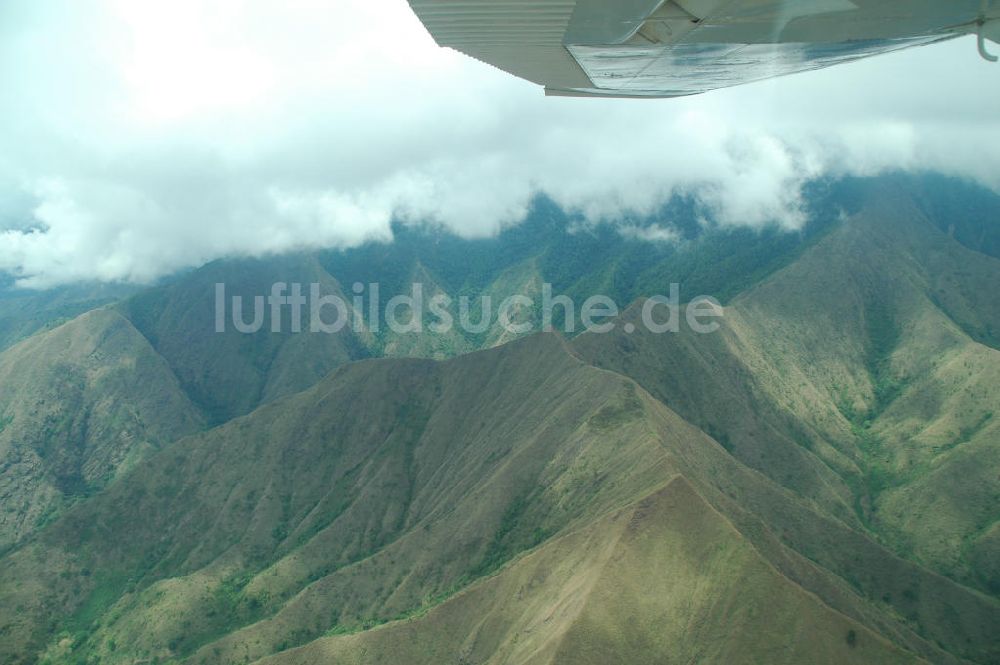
[407,0,1000,97]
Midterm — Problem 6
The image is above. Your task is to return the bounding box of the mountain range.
[0,173,998,664]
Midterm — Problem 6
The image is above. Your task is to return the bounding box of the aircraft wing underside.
[407,0,1000,97]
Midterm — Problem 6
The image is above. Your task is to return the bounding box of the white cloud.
[1,0,999,288]
[618,224,681,244]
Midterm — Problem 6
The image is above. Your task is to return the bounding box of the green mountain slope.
[0,308,203,552]
[1,334,996,665]
[259,478,919,665]
[118,254,371,424]
[574,178,1000,596]
[0,174,997,664]
[0,281,138,353]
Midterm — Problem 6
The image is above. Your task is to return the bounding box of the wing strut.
[978,19,998,62]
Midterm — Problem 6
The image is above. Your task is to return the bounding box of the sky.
[1,0,999,288]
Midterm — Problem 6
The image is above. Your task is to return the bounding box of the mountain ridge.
[0,174,997,663]
[2,331,997,664]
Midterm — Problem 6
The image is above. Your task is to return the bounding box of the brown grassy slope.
[1,334,669,663]
[573,180,1000,593]
[2,334,996,664]
[255,477,921,665]
[767,187,1000,593]
[0,308,203,552]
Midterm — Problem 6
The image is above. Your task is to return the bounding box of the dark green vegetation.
[0,309,204,553]
[318,183,845,327]
[0,281,137,353]
[0,174,998,664]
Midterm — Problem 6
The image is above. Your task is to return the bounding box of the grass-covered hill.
[0,281,137,354]
[0,309,204,553]
[4,333,995,664]
[98,177,848,413]
[574,177,1000,595]
[0,173,997,664]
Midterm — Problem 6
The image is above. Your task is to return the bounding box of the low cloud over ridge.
[2,0,999,288]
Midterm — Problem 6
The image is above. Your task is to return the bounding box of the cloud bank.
[2,0,999,288]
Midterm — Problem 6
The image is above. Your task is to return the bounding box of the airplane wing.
[407,0,1000,98]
